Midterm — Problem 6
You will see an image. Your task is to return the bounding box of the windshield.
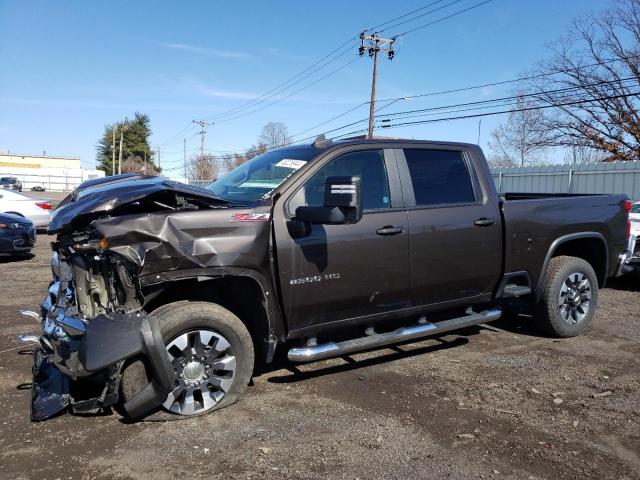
[207,148,317,203]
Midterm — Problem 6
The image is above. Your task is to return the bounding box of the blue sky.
[0,0,609,173]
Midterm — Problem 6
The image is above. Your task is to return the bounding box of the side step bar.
[288,307,502,363]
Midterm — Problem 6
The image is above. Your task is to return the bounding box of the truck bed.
[501,192,629,294]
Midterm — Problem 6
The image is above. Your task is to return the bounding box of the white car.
[631,201,640,237]
[0,189,51,228]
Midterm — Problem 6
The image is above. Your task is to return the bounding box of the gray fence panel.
[491,161,640,200]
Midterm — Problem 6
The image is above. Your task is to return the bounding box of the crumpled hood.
[49,175,227,233]
[92,208,273,281]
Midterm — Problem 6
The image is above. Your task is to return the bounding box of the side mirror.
[293,176,362,226]
[289,176,362,238]
[294,206,346,224]
[323,176,362,224]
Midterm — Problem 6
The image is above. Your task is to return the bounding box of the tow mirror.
[293,176,362,226]
[323,176,362,224]
[289,176,362,238]
[294,206,346,225]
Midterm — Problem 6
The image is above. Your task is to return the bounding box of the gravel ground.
[0,241,638,480]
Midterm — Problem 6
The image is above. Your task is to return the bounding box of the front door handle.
[376,226,404,236]
[474,218,497,227]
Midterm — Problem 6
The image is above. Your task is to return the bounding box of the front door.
[273,148,410,334]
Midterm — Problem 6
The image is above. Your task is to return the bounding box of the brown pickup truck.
[20,137,634,420]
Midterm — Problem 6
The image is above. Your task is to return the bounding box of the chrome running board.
[287,307,502,362]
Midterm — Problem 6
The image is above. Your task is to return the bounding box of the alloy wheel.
[557,272,592,325]
[163,329,236,415]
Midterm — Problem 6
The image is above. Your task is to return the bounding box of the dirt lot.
[0,241,638,480]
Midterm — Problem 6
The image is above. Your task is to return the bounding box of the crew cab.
[19,138,633,421]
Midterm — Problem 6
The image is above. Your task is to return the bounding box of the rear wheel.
[535,255,599,337]
[119,301,254,419]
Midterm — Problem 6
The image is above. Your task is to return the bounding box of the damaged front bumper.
[22,278,175,421]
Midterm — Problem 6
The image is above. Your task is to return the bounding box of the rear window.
[403,149,476,207]
[631,203,640,214]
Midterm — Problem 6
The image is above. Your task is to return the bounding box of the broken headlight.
[72,238,109,251]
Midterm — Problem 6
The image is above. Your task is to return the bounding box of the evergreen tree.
[96,113,154,175]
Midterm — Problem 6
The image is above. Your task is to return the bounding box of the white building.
[0,152,105,192]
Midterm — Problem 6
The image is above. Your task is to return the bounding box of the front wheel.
[119,301,254,419]
[535,255,599,337]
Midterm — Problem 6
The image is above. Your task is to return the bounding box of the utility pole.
[183,138,187,181]
[117,124,128,175]
[192,120,213,161]
[359,32,396,139]
[111,128,116,176]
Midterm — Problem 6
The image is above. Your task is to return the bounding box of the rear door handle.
[474,218,497,227]
[376,226,404,236]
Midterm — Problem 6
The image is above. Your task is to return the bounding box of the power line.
[376,55,640,103]
[396,0,494,37]
[155,123,197,148]
[164,73,639,171]
[204,39,356,121]
[205,0,470,122]
[155,0,493,146]
[292,76,640,143]
[379,91,640,129]
[213,56,359,123]
[377,76,640,118]
[379,0,467,33]
[365,0,450,32]
[289,101,370,138]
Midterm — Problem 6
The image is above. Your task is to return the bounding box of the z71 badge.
[289,273,341,285]
[230,213,271,222]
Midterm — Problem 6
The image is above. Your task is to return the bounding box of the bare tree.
[122,155,160,175]
[189,155,218,182]
[562,145,609,164]
[486,153,515,169]
[528,0,640,161]
[258,122,290,149]
[489,96,551,167]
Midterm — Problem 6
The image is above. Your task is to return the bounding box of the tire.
[535,255,599,337]
[119,301,254,419]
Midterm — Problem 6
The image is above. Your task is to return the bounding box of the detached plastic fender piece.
[79,312,175,419]
[31,347,71,421]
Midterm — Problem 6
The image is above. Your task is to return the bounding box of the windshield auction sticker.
[275,159,307,170]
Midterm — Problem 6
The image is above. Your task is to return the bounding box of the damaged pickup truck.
[20,137,635,421]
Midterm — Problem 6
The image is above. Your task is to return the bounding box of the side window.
[289,150,391,214]
[404,149,476,207]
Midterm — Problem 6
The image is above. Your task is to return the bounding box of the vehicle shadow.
[0,253,35,263]
[263,335,471,384]
[605,274,640,292]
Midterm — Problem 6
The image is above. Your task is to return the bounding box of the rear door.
[273,147,410,334]
[396,146,502,307]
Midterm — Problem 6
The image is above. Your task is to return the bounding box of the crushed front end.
[20,175,270,421]
[25,231,175,420]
